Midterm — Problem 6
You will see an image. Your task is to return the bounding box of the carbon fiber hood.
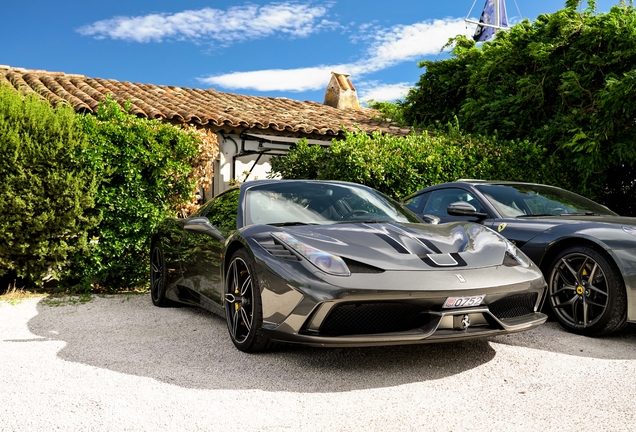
[280,222,510,271]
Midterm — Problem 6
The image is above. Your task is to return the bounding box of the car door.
[471,185,550,252]
[180,188,240,306]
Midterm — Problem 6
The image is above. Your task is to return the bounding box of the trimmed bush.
[0,86,99,287]
[269,125,568,200]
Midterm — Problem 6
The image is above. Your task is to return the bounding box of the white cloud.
[204,66,342,92]
[77,3,337,44]
[358,82,411,103]
[365,19,467,68]
[199,18,473,93]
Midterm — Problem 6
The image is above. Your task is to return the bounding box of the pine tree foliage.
[0,86,99,285]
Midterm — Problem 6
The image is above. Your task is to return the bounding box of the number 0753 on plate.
[442,294,485,309]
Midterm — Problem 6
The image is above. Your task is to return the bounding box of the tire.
[547,245,627,336]
[150,241,172,307]
[224,249,271,353]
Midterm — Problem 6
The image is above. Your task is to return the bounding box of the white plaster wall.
[214,133,283,196]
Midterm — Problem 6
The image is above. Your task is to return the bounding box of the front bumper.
[256,262,547,347]
[263,309,547,348]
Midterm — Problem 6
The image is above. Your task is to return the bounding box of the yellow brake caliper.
[577,267,588,296]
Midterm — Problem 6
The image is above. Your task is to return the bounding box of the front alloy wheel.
[224,249,270,352]
[548,246,626,336]
[150,241,171,307]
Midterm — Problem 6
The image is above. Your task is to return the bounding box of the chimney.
[323,72,360,110]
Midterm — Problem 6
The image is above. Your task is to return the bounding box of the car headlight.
[271,232,351,276]
[503,240,530,268]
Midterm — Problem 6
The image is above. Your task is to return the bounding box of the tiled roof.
[0,66,412,138]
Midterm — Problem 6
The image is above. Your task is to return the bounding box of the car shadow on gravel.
[488,319,636,359]
[26,295,636,392]
[25,295,498,392]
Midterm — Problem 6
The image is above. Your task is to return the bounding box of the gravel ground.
[1,294,636,431]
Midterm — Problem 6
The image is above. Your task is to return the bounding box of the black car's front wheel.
[150,241,172,307]
[547,245,627,336]
[224,249,270,352]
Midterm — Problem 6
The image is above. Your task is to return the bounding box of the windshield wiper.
[335,219,387,224]
[562,212,600,216]
[515,214,556,218]
[268,221,319,226]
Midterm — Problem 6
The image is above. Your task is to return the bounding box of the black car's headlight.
[503,240,531,268]
[272,232,351,276]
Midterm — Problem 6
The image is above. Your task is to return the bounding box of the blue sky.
[2,0,619,104]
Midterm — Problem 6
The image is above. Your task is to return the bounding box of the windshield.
[475,184,616,217]
[244,182,421,226]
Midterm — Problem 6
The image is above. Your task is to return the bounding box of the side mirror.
[184,217,226,242]
[447,201,488,219]
[419,214,441,225]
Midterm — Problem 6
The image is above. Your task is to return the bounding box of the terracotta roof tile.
[0,66,411,138]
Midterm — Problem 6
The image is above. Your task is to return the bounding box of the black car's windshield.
[244,182,420,226]
[475,184,617,218]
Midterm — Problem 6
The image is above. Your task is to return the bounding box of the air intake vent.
[261,242,301,261]
[488,292,538,319]
[342,258,384,274]
[320,302,429,336]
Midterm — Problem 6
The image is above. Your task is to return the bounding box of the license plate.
[443,295,485,309]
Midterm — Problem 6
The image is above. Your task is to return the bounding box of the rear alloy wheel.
[548,245,626,336]
[150,241,171,307]
[224,249,270,352]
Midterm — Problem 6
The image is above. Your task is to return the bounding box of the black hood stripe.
[395,226,443,254]
[373,233,411,254]
[414,238,442,254]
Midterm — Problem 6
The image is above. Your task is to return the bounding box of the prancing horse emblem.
[498,223,507,232]
[461,315,471,330]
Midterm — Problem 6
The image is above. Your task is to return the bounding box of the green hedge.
[0,86,100,286]
[0,90,200,290]
[270,125,569,199]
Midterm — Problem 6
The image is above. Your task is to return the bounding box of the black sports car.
[403,180,636,336]
[151,180,546,352]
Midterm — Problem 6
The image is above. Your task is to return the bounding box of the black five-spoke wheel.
[548,245,626,336]
[224,249,270,352]
[150,241,171,307]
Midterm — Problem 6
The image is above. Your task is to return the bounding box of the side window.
[423,188,482,216]
[205,188,240,231]
[404,193,429,213]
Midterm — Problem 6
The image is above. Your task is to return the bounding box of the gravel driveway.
[1,295,635,431]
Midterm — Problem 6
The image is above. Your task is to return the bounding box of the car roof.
[455,179,548,186]
[402,179,565,200]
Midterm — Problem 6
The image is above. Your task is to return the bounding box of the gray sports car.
[403,180,636,336]
[151,180,547,352]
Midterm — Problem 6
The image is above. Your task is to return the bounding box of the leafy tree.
[401,1,636,207]
[73,98,199,289]
[269,138,326,180]
[0,86,99,287]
